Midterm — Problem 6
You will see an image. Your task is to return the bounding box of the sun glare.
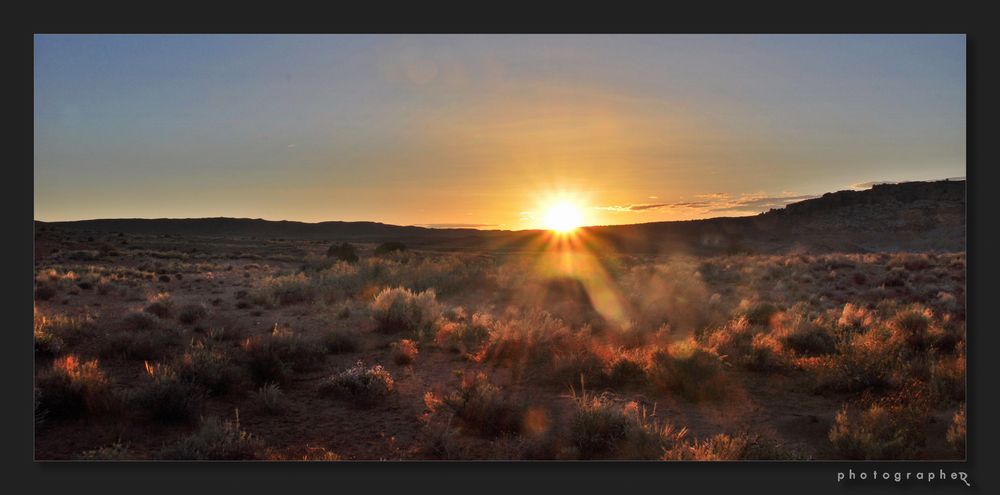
[543,202,583,233]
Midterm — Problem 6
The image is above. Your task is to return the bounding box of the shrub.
[144,298,174,319]
[930,349,966,406]
[251,383,286,414]
[99,328,180,361]
[702,317,755,365]
[605,356,647,388]
[837,303,875,331]
[255,273,316,306]
[746,333,790,371]
[742,302,779,326]
[888,305,934,350]
[131,362,205,424]
[122,311,159,331]
[242,326,325,385]
[477,311,576,373]
[435,316,491,354]
[371,287,441,337]
[159,416,260,460]
[442,372,524,437]
[326,242,359,263]
[35,284,57,301]
[323,328,360,354]
[661,432,802,460]
[816,327,899,393]
[570,393,630,457]
[828,386,930,459]
[337,304,351,319]
[570,392,688,459]
[177,303,208,324]
[176,348,241,395]
[392,339,419,365]
[646,339,726,401]
[780,320,837,356]
[35,356,116,420]
[374,242,407,256]
[34,327,64,358]
[946,404,966,457]
[318,361,394,406]
[77,442,132,460]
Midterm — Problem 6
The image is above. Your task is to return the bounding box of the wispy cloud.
[851,176,966,190]
[417,223,498,229]
[850,180,895,190]
[708,193,818,212]
[594,192,818,215]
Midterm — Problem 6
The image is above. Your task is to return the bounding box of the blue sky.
[34,35,965,228]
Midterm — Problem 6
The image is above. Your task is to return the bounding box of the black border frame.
[6,2,998,494]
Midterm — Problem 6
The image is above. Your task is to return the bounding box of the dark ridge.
[36,180,965,255]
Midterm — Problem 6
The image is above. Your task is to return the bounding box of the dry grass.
[32,230,965,460]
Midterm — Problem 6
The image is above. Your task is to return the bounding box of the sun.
[543,202,583,233]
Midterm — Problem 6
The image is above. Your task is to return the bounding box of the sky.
[34,35,965,229]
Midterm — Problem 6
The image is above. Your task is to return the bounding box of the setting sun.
[543,202,583,232]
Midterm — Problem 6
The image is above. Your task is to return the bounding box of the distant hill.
[36,180,965,255]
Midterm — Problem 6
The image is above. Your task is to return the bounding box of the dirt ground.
[32,227,966,460]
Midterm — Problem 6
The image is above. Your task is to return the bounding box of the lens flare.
[543,203,583,233]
